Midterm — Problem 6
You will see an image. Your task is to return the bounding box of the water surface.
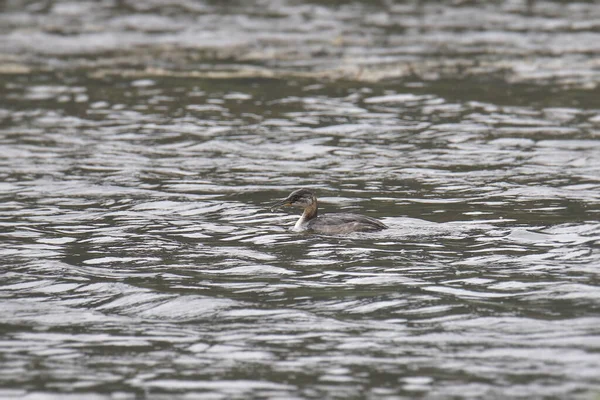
[1,1,599,399]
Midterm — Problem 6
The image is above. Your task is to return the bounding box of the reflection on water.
[1,0,600,399]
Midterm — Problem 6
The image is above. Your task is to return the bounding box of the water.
[1,1,600,399]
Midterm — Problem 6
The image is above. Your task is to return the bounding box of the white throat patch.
[292,215,309,231]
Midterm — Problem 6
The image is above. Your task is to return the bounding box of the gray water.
[1,1,600,399]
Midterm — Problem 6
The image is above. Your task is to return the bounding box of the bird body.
[271,188,387,234]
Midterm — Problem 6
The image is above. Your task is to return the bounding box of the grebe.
[271,188,387,234]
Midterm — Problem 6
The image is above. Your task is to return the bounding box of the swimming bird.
[271,188,387,234]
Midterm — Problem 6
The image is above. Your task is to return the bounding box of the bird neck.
[292,200,318,231]
[303,199,318,221]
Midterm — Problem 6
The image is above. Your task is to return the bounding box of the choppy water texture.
[1,1,600,399]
